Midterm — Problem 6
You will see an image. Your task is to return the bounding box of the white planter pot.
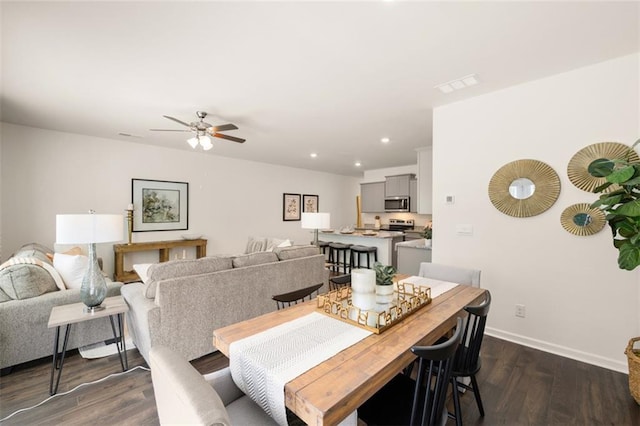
[375,284,394,304]
[424,239,432,248]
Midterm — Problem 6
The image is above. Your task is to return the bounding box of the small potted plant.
[422,222,433,247]
[374,261,397,303]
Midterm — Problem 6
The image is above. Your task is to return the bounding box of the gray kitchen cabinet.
[360,182,385,212]
[385,174,413,197]
[417,148,432,214]
[409,178,417,213]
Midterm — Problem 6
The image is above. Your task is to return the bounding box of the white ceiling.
[1,1,638,176]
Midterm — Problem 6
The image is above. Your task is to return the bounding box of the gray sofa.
[121,245,328,365]
[0,244,122,370]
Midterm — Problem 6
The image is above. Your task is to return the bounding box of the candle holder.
[126,207,134,245]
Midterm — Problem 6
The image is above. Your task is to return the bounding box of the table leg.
[109,314,128,371]
[49,324,71,395]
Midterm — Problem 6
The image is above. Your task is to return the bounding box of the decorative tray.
[316,282,432,334]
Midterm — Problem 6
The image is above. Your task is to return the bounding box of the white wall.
[1,124,360,275]
[433,53,639,372]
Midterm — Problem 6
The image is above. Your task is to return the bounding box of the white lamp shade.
[56,214,124,244]
[200,135,213,150]
[187,137,199,149]
[301,212,331,230]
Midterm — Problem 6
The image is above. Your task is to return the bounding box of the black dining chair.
[272,283,324,310]
[329,274,351,290]
[449,291,491,426]
[358,317,463,426]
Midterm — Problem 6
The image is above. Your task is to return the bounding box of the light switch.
[456,224,473,235]
[445,195,455,204]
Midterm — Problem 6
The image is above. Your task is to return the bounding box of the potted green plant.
[422,223,432,247]
[374,261,397,303]
[589,138,640,405]
[589,139,640,270]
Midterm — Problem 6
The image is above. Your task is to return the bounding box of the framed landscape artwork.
[132,178,189,231]
[283,193,301,221]
[303,194,319,213]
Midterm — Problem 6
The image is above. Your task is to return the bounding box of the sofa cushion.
[53,253,89,290]
[144,256,234,299]
[0,262,59,300]
[245,237,267,254]
[232,252,279,268]
[274,245,320,261]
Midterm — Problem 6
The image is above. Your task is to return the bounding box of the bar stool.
[350,245,378,269]
[328,242,352,274]
[317,241,330,258]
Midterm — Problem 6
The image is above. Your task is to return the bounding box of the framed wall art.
[132,178,189,231]
[283,193,301,221]
[303,194,319,213]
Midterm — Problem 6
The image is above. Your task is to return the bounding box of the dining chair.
[449,291,491,426]
[149,345,277,425]
[418,263,481,287]
[272,282,324,310]
[358,317,463,426]
[329,274,351,290]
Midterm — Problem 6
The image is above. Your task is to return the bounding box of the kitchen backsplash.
[361,212,432,230]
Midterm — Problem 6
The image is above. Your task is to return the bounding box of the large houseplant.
[589,139,640,270]
[589,139,640,405]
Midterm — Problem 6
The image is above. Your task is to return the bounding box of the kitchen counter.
[318,231,405,268]
[396,239,432,275]
[319,230,404,239]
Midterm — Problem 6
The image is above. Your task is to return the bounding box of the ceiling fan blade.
[211,123,238,132]
[163,115,192,127]
[213,133,246,143]
[150,129,191,132]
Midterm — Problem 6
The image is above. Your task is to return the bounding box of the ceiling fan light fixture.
[187,137,199,149]
[200,136,213,151]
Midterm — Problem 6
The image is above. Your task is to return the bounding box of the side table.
[47,296,130,395]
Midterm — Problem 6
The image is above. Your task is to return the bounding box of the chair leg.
[470,374,485,417]
[451,376,463,426]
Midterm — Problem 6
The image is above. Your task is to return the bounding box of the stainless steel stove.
[381,218,414,231]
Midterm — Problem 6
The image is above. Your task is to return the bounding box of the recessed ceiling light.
[355,162,362,167]
[435,74,479,94]
[310,153,318,158]
[381,137,390,143]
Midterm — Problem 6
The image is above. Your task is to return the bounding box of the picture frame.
[283,193,301,221]
[132,178,189,232]
[303,194,319,213]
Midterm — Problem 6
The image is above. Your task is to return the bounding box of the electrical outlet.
[515,304,526,318]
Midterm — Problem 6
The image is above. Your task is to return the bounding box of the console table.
[113,239,207,282]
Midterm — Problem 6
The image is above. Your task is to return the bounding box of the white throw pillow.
[53,253,89,290]
[277,239,292,248]
[133,263,153,284]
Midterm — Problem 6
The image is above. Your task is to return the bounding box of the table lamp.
[56,211,124,313]
[301,212,331,247]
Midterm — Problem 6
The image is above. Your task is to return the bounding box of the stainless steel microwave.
[384,197,410,212]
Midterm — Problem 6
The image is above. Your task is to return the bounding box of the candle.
[351,269,375,294]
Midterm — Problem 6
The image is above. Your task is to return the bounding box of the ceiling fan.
[150,111,245,150]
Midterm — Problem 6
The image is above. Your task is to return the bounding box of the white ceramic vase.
[375,284,394,304]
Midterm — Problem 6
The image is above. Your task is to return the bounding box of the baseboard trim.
[485,327,628,374]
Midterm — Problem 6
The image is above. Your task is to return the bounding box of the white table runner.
[229,312,372,426]
[396,276,459,298]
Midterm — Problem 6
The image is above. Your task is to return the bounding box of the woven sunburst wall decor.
[560,203,606,236]
[488,159,561,218]
[567,142,639,193]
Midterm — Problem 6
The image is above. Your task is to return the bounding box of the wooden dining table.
[213,275,486,426]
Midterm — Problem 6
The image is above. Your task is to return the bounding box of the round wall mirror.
[560,203,605,236]
[488,159,560,218]
[508,178,535,199]
[567,142,639,193]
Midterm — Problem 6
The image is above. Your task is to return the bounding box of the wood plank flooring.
[0,336,638,425]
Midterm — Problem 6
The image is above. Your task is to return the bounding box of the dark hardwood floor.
[0,336,638,425]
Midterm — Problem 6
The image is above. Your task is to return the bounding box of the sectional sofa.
[121,245,328,365]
